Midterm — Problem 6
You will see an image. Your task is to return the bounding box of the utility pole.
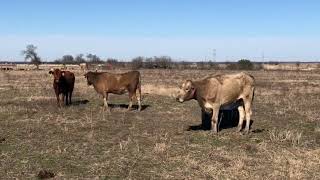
[212,49,216,62]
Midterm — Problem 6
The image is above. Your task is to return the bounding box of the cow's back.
[118,71,140,86]
[218,72,254,104]
[91,71,140,93]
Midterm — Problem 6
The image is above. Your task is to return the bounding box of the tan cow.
[84,71,142,111]
[176,72,255,134]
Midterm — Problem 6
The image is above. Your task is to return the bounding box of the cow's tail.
[137,72,142,111]
[246,73,255,103]
[250,75,255,103]
[251,86,255,102]
[138,73,142,100]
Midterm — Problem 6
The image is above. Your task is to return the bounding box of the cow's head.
[176,80,196,103]
[84,72,93,85]
[49,69,65,83]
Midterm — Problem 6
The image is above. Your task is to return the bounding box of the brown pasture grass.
[1,69,320,179]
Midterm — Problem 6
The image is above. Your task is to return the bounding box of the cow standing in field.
[176,72,255,134]
[49,69,75,106]
[84,71,142,111]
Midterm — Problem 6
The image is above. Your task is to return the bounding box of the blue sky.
[0,0,320,61]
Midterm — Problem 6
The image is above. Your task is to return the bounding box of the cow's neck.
[90,75,99,84]
[191,82,199,100]
[192,81,208,102]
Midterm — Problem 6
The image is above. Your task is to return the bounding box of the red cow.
[49,69,75,106]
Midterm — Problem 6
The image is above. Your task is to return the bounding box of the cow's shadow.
[188,109,253,131]
[70,99,90,106]
[108,104,150,111]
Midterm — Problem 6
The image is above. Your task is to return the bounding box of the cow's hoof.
[211,130,218,135]
[103,107,111,113]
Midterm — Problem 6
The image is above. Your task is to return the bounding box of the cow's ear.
[49,71,53,74]
[185,80,193,90]
[61,72,65,76]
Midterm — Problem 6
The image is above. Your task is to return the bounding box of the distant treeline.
[54,54,104,64]
[4,56,316,71]
[52,54,264,70]
[12,44,318,71]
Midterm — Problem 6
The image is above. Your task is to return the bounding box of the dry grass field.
[1,69,320,179]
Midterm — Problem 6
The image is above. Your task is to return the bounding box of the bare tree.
[75,54,86,64]
[21,44,41,69]
[86,53,103,64]
[154,56,172,69]
[106,58,119,66]
[131,56,144,69]
[61,55,75,64]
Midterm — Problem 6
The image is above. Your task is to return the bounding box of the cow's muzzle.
[176,97,184,103]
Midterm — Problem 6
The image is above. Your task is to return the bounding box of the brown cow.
[84,71,142,111]
[176,72,255,134]
[49,69,75,106]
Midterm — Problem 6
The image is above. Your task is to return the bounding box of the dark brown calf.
[49,69,75,106]
[84,71,142,111]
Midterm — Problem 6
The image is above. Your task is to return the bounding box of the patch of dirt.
[37,170,55,179]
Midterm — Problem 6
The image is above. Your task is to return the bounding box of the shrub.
[238,59,254,70]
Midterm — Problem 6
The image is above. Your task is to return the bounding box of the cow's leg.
[69,90,73,105]
[211,106,220,133]
[56,93,61,107]
[137,83,142,111]
[103,92,110,112]
[61,93,65,106]
[137,95,141,111]
[65,92,69,106]
[54,87,61,107]
[128,92,134,111]
[237,106,245,132]
[244,100,253,134]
